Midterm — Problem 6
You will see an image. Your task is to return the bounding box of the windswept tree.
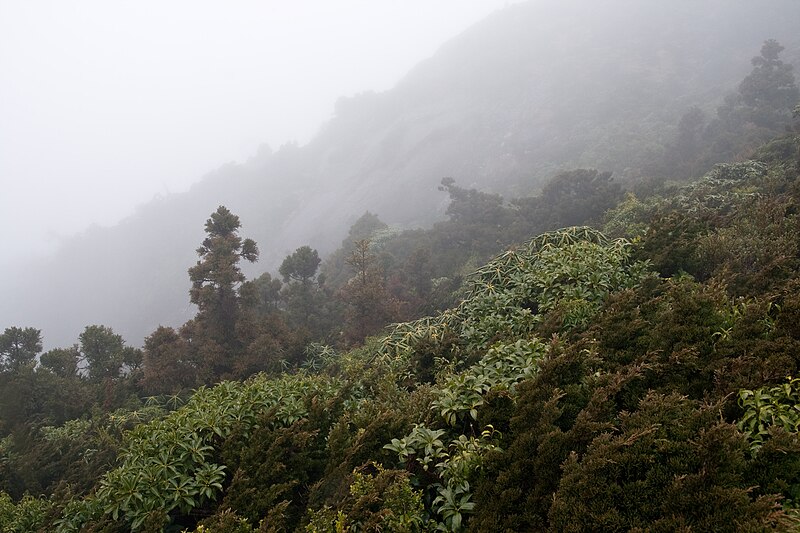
[188,206,259,346]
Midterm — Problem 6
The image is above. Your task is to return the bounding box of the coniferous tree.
[240,273,283,315]
[188,206,259,347]
[77,325,141,409]
[340,239,397,345]
[39,346,80,378]
[0,327,42,373]
[737,39,799,129]
[78,325,141,382]
[715,39,798,135]
[279,246,322,331]
[319,211,388,289]
[279,246,321,286]
[140,326,196,396]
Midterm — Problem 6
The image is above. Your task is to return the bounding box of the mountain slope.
[4,0,800,348]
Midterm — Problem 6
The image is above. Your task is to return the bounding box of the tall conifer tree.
[188,206,259,348]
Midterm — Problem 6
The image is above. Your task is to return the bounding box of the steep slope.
[4,0,800,348]
[11,134,800,529]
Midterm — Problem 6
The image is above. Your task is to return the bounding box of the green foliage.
[370,227,655,530]
[58,373,340,531]
[240,272,283,315]
[736,39,800,129]
[468,340,799,530]
[548,393,790,532]
[305,507,347,533]
[189,509,256,533]
[280,246,321,284]
[8,103,800,533]
[39,418,92,444]
[642,150,800,297]
[0,491,52,533]
[278,246,332,337]
[432,340,546,427]
[79,325,141,382]
[602,192,653,240]
[39,346,80,378]
[383,420,500,531]
[512,169,622,233]
[188,205,259,351]
[0,327,42,373]
[344,465,428,532]
[319,212,388,291]
[220,419,325,528]
[0,402,156,502]
[738,377,800,454]
[658,40,800,177]
[431,481,473,532]
[10,26,800,533]
[462,227,648,336]
[140,326,196,396]
[310,358,434,511]
[340,239,400,345]
[52,498,103,533]
[381,227,650,364]
[383,424,498,531]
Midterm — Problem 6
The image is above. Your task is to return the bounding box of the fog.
[2,0,799,350]
[0,0,511,263]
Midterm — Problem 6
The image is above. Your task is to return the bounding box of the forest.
[2,26,800,533]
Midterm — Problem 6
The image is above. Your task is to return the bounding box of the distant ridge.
[4,0,800,348]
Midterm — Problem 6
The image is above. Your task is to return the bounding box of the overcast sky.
[0,0,512,266]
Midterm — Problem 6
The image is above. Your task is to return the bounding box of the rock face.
[5,0,800,348]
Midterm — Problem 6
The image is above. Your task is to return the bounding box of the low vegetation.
[2,40,800,532]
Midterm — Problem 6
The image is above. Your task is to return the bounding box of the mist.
[5,1,800,526]
[0,0,511,262]
[1,0,799,350]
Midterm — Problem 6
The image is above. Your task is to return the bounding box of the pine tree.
[0,327,41,373]
[188,206,259,347]
[738,39,799,128]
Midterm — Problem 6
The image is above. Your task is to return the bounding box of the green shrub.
[0,492,52,533]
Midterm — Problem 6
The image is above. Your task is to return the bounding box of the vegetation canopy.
[2,27,800,533]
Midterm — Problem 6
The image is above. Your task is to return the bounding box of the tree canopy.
[4,38,800,533]
[188,205,259,346]
[0,327,41,373]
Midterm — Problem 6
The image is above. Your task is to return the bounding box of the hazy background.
[2,0,799,349]
[0,0,512,265]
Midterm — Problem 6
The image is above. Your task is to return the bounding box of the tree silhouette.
[738,39,799,127]
[720,39,800,130]
[188,206,258,347]
[0,327,42,373]
[340,239,397,344]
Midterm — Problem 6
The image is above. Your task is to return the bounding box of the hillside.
[3,130,800,530]
[2,5,800,524]
[3,0,800,349]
